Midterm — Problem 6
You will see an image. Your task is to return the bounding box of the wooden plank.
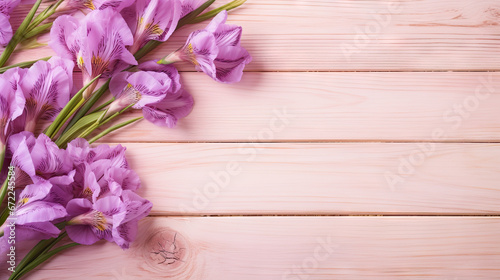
[120,143,500,215]
[4,217,499,279]
[93,72,500,142]
[7,0,500,71]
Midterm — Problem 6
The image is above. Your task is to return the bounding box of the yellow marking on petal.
[93,211,108,232]
[84,0,95,10]
[20,198,29,205]
[186,43,199,66]
[77,56,84,68]
[82,187,93,198]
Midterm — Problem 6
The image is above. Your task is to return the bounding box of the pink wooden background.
[3,0,500,279]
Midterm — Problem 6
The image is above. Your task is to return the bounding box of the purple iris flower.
[57,0,134,13]
[67,139,140,200]
[107,70,173,115]
[107,60,193,127]
[123,0,181,54]
[66,191,151,248]
[139,61,194,127]
[50,8,137,99]
[0,0,21,45]
[20,57,74,132]
[159,11,251,83]
[0,67,25,148]
[0,180,67,253]
[8,132,73,188]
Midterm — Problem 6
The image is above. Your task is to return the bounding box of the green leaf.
[8,238,56,280]
[55,111,103,148]
[89,117,144,144]
[62,80,110,135]
[24,23,53,39]
[0,57,50,74]
[0,0,42,67]
[46,75,101,139]
[192,0,247,23]
[12,243,79,280]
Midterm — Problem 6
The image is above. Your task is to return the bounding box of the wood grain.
[120,142,500,215]
[94,72,500,142]
[7,0,500,71]
[6,217,499,279]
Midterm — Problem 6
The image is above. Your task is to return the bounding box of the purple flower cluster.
[0,132,151,251]
[0,0,250,257]
[49,0,250,101]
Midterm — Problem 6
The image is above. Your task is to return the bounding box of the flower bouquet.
[0,0,251,278]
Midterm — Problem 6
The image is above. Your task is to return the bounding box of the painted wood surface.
[96,72,500,142]
[7,0,500,71]
[123,142,500,215]
[3,217,498,279]
[4,0,500,279]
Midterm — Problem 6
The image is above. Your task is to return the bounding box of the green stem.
[78,104,134,139]
[8,238,55,280]
[0,177,9,212]
[89,117,143,144]
[0,0,42,67]
[12,242,79,280]
[90,98,115,114]
[0,143,5,173]
[62,80,110,135]
[55,112,102,148]
[0,56,50,74]
[24,22,53,39]
[46,75,101,139]
[192,0,247,23]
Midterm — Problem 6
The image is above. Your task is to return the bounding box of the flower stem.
[90,98,115,114]
[0,56,50,74]
[89,117,143,144]
[11,238,78,280]
[61,80,110,135]
[0,179,8,214]
[0,142,5,174]
[46,75,101,139]
[0,0,42,67]
[78,104,134,139]
[192,0,247,23]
